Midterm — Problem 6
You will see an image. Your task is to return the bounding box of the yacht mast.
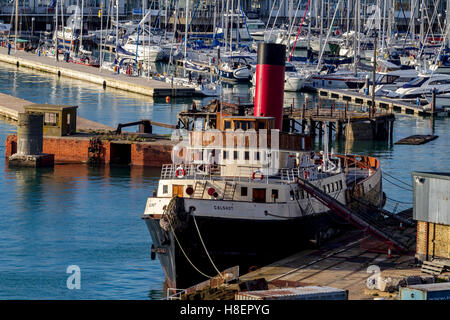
[381,0,386,53]
[229,0,234,55]
[225,0,229,51]
[319,0,324,61]
[61,0,66,51]
[184,0,189,76]
[419,0,424,46]
[447,0,450,47]
[55,0,58,58]
[14,0,18,53]
[353,0,358,73]
[410,0,416,41]
[80,0,84,52]
[115,0,119,60]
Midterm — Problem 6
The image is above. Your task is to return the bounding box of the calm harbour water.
[0,61,448,299]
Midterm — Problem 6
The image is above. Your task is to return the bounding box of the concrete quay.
[0,92,114,132]
[0,47,194,98]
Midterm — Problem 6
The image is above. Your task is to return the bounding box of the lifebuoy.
[251,170,264,181]
[175,166,185,178]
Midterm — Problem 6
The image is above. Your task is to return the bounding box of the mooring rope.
[164,198,214,280]
[191,212,224,279]
[385,195,413,205]
[382,176,413,192]
[383,171,413,188]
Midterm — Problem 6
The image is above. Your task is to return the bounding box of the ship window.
[244,151,250,160]
[239,121,248,130]
[335,182,339,191]
[331,183,335,192]
[163,185,168,194]
[339,180,343,190]
[258,121,265,130]
[323,186,327,192]
[252,188,266,203]
[241,187,248,196]
[233,151,238,160]
[327,184,330,193]
[223,151,228,159]
[224,120,232,129]
[271,189,279,201]
[255,152,260,161]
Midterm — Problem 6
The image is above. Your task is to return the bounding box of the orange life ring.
[175,166,185,178]
[251,170,264,181]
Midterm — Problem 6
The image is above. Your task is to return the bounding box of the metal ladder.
[223,182,236,201]
[193,181,206,199]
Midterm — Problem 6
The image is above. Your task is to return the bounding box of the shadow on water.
[148,289,165,300]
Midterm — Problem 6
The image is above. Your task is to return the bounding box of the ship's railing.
[160,163,324,184]
[165,288,187,300]
[161,163,223,180]
[280,166,322,182]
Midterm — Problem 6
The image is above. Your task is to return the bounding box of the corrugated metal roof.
[412,172,450,181]
[238,286,345,298]
[406,282,450,292]
[412,172,450,225]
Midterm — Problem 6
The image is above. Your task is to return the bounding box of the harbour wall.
[5,135,174,167]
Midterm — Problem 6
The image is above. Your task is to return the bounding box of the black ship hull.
[145,211,340,290]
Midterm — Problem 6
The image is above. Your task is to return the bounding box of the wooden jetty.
[285,101,395,142]
[317,88,450,117]
[177,99,396,142]
[0,46,194,98]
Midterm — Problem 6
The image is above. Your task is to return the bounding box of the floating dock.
[0,47,195,98]
[395,135,439,145]
[318,88,450,117]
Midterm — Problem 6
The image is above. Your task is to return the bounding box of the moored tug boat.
[142,118,383,290]
[142,43,384,291]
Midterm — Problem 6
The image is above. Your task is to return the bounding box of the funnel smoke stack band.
[254,43,286,129]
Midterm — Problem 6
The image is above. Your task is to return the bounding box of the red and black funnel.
[254,43,286,130]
